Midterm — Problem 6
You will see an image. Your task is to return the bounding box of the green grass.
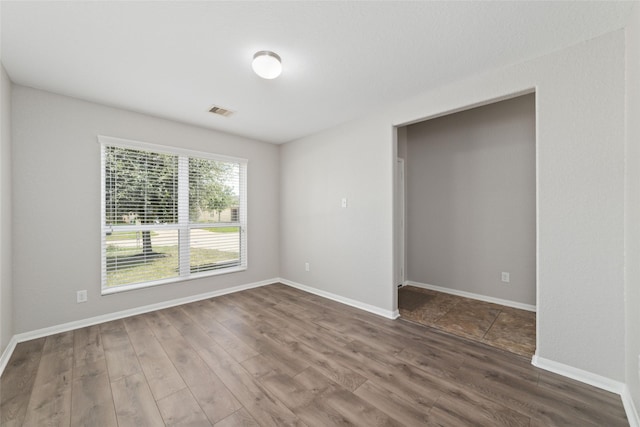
[106,244,238,287]
[106,231,158,241]
[204,226,239,233]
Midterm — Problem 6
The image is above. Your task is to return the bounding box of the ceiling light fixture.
[252,51,282,79]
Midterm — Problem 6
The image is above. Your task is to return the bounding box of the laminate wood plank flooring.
[0,338,45,427]
[0,283,628,426]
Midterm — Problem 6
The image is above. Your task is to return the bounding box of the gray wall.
[405,94,535,306]
[11,86,280,334]
[625,2,640,415]
[281,30,625,382]
[0,64,12,352]
[279,117,396,314]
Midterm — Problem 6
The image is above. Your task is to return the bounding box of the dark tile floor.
[398,286,536,358]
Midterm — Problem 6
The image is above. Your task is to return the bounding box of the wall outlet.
[305,262,310,272]
[76,290,87,303]
[501,272,510,283]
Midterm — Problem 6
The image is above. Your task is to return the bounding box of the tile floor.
[398,285,536,358]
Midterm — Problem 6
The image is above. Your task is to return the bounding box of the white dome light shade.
[252,51,282,79]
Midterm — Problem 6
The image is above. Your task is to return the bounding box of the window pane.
[105,146,178,226]
[189,158,240,223]
[189,227,240,273]
[101,137,247,293]
[105,229,179,287]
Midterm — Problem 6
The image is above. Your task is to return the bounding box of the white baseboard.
[0,335,18,376]
[532,354,624,394]
[622,385,640,427]
[405,280,536,312]
[532,354,638,426]
[279,278,400,320]
[0,278,277,377]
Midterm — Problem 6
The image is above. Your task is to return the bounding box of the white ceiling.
[1,1,636,144]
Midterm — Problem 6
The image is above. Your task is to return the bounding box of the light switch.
[341,197,348,208]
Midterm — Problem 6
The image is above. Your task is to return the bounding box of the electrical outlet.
[501,272,510,283]
[76,290,87,303]
[305,262,310,272]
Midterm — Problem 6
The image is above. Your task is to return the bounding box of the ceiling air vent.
[208,105,235,117]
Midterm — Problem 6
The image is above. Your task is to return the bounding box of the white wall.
[0,64,13,353]
[625,2,640,416]
[405,94,536,306]
[11,86,280,334]
[281,30,625,381]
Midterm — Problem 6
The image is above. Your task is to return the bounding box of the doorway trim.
[396,158,405,288]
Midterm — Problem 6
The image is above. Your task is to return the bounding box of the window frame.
[99,135,248,295]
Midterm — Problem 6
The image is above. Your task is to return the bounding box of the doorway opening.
[394,93,537,358]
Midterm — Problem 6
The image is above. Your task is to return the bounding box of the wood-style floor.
[0,283,628,426]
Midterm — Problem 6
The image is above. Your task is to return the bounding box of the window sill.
[101,265,247,295]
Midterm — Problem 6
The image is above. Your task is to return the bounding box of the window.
[100,136,247,294]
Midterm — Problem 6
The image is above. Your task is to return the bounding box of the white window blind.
[100,136,247,294]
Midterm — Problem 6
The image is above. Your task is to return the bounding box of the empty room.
[1,1,639,426]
